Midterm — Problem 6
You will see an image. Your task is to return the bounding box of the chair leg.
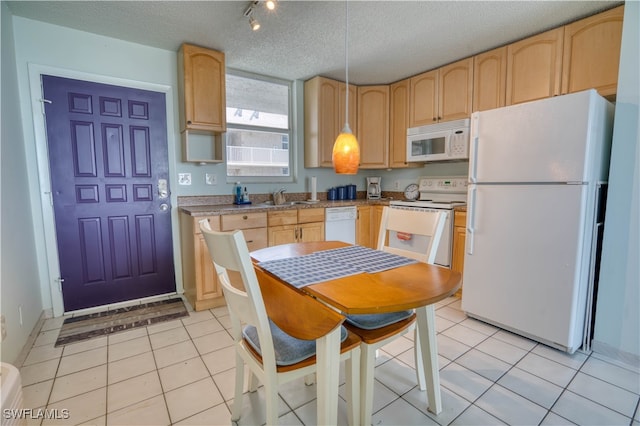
[264,378,280,425]
[345,348,361,426]
[414,328,426,391]
[360,344,376,426]
[248,372,259,392]
[304,373,316,385]
[231,353,245,421]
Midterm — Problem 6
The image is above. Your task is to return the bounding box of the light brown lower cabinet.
[451,210,467,297]
[180,212,268,311]
[355,205,372,248]
[267,208,325,246]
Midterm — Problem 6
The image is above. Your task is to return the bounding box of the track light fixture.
[249,16,260,31]
[243,0,277,31]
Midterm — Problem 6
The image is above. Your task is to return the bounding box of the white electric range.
[389,176,467,267]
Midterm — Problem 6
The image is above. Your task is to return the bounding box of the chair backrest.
[199,220,278,365]
[199,219,347,368]
[377,206,446,264]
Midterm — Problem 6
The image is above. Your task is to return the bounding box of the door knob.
[160,203,169,212]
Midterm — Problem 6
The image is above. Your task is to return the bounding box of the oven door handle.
[466,186,476,255]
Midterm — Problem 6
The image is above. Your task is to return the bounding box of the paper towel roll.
[310,176,317,201]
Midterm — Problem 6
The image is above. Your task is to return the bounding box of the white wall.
[593,1,640,365]
[1,3,44,364]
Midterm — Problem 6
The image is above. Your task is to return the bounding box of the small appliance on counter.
[367,177,381,200]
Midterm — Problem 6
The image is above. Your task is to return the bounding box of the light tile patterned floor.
[17,297,640,426]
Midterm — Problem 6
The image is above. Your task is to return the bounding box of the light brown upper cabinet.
[409,70,438,127]
[506,27,564,105]
[439,58,474,121]
[473,46,507,112]
[357,85,390,169]
[178,44,226,132]
[304,76,357,168]
[389,79,420,168]
[409,58,473,126]
[562,5,624,99]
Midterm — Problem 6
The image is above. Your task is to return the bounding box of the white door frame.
[27,63,182,317]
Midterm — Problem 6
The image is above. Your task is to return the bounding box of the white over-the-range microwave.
[406,118,470,162]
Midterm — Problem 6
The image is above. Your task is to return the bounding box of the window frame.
[224,69,295,184]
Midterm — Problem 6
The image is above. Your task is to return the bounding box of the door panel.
[470,91,594,184]
[462,184,589,350]
[43,75,175,311]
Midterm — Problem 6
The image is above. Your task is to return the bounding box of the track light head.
[249,16,260,31]
[265,0,277,10]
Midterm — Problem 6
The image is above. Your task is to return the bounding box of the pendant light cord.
[344,0,350,129]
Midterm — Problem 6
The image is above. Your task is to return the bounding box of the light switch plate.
[205,173,217,185]
[178,173,192,185]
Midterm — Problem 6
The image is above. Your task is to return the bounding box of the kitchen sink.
[258,200,313,207]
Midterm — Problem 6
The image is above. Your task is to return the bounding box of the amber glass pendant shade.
[332,125,360,175]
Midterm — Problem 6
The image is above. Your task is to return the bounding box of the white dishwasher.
[325,206,357,244]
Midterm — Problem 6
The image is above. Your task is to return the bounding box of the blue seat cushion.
[243,319,348,366]
[345,310,414,330]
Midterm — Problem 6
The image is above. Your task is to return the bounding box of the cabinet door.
[357,85,389,168]
[298,222,325,243]
[243,228,268,252]
[389,79,418,168]
[339,83,358,139]
[179,44,226,132]
[506,27,564,105]
[562,5,623,98]
[268,225,297,246]
[304,77,341,168]
[372,206,385,249]
[409,70,438,127]
[473,47,507,112]
[356,205,372,248]
[439,58,473,122]
[196,235,223,300]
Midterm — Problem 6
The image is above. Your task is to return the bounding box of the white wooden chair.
[199,220,361,425]
[343,206,446,425]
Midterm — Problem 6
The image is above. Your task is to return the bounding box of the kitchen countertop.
[179,199,391,217]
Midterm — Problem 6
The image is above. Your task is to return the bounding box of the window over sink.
[225,70,293,182]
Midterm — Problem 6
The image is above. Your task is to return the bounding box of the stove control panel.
[418,176,468,193]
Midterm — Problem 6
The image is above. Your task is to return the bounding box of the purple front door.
[42,75,175,311]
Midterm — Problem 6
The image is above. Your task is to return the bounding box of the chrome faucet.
[273,188,287,205]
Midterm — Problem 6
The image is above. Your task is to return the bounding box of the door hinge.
[55,277,64,292]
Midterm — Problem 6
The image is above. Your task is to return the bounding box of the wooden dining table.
[251,240,462,424]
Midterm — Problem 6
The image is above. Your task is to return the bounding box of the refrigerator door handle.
[470,136,479,183]
[466,186,476,255]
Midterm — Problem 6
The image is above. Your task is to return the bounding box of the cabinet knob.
[433,117,437,122]
[187,120,192,124]
[243,215,248,220]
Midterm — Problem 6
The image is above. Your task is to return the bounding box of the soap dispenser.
[234,182,242,204]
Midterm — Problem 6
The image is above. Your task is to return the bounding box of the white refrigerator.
[461,90,614,354]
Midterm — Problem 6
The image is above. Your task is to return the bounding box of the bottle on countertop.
[242,187,249,202]
[234,182,242,204]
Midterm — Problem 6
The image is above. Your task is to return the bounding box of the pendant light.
[332,0,360,175]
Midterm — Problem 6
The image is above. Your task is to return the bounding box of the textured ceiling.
[6,0,621,85]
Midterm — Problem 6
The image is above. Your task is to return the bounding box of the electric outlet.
[1,315,6,341]
[205,173,217,185]
[178,173,192,185]
[394,180,400,190]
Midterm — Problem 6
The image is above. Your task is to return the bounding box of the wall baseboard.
[591,340,640,370]
[14,309,51,367]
